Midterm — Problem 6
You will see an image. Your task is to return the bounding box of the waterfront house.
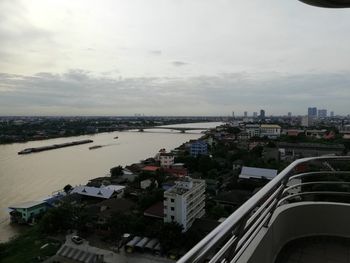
[9,200,48,224]
[71,185,125,199]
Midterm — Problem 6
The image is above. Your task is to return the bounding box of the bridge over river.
[119,126,213,133]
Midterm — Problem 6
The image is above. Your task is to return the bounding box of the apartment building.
[164,177,206,232]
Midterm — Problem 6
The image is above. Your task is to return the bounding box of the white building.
[159,153,175,168]
[245,124,260,138]
[164,177,206,232]
[260,124,281,139]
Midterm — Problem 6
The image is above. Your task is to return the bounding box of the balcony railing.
[178,156,350,263]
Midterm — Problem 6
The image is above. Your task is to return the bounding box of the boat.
[89,145,103,150]
[18,139,93,154]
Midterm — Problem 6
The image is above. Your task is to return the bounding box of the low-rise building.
[9,200,48,224]
[260,124,281,139]
[164,177,206,232]
[140,179,158,189]
[159,153,175,168]
[245,124,260,138]
[71,185,125,199]
[239,166,278,181]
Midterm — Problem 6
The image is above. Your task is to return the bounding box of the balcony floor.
[275,236,350,263]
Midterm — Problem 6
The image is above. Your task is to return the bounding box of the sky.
[1,0,350,116]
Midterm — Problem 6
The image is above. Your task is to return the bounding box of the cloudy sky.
[1,0,350,116]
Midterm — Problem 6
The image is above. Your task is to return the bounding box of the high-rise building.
[318,109,327,118]
[244,111,248,117]
[232,111,235,119]
[330,111,334,117]
[260,109,265,119]
[308,107,317,117]
[288,112,292,117]
[253,112,258,118]
[164,177,205,232]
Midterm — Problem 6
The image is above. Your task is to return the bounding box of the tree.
[39,203,74,234]
[63,184,73,193]
[158,222,183,252]
[110,165,123,177]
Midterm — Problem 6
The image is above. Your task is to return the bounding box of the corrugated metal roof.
[9,200,46,209]
[239,166,278,180]
[71,185,115,199]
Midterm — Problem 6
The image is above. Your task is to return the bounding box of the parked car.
[71,235,83,245]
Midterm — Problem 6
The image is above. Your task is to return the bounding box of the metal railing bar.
[234,199,278,255]
[209,235,238,263]
[211,186,284,263]
[246,185,284,227]
[230,214,271,263]
[283,181,350,195]
[288,171,350,181]
[178,156,350,263]
[277,191,350,206]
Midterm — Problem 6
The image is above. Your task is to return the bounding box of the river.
[0,122,222,243]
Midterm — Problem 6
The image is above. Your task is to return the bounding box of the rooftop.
[9,200,46,209]
[239,166,278,180]
[260,124,281,129]
[165,177,204,195]
[144,201,164,219]
[71,185,125,199]
[142,165,160,172]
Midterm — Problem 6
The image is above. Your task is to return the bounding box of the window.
[171,216,174,220]
[164,205,167,209]
[171,198,174,202]
[171,207,174,211]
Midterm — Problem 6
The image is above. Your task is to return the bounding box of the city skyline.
[1,1,350,115]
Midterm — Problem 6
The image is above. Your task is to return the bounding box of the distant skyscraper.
[232,111,235,118]
[330,111,334,117]
[244,111,248,117]
[260,109,265,119]
[288,112,292,117]
[318,109,327,118]
[253,112,258,118]
[308,107,317,117]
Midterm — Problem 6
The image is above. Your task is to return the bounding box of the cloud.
[149,50,162,55]
[171,61,189,67]
[0,70,349,116]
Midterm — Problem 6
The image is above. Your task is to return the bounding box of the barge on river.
[18,139,93,155]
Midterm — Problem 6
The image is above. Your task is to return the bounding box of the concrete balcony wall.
[237,202,350,263]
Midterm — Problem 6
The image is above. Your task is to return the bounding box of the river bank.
[0,122,222,243]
